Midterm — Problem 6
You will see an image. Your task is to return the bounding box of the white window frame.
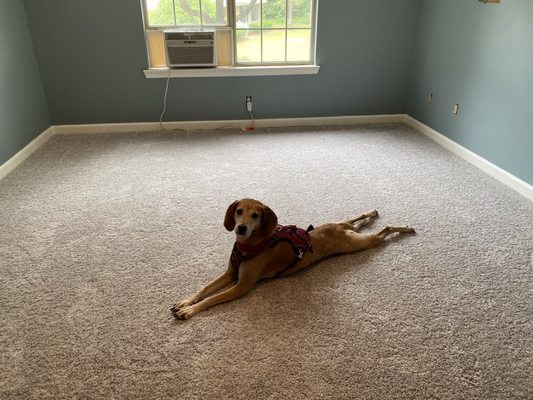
[140,0,319,77]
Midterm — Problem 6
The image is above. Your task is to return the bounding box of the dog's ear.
[224,200,239,231]
[258,205,278,239]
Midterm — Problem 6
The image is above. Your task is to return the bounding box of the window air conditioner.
[164,30,217,68]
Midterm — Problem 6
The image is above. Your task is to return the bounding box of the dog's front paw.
[172,305,199,320]
[174,297,195,310]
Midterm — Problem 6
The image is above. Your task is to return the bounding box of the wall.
[23,0,422,125]
[0,0,50,165]
[409,0,533,185]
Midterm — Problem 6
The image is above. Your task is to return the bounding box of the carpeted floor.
[0,123,532,399]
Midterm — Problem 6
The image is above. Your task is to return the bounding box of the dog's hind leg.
[342,210,379,232]
[342,225,415,253]
[350,217,374,231]
[376,226,415,238]
[347,209,378,224]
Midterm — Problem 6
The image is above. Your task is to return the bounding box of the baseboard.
[0,126,55,181]
[52,114,405,135]
[402,115,533,202]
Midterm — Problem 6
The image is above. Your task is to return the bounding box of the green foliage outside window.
[147,0,311,28]
[261,0,312,28]
[147,0,227,26]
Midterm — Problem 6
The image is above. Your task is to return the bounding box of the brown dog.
[172,198,414,320]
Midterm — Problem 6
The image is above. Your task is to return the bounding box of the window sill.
[143,65,320,79]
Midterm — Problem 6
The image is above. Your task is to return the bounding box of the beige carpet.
[0,123,532,399]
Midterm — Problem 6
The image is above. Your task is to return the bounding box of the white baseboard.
[2,115,532,203]
[402,115,533,202]
[0,126,55,181]
[52,114,405,135]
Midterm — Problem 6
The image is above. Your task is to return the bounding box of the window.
[141,0,317,68]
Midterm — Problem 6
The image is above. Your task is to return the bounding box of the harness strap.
[231,225,313,275]
[230,238,276,271]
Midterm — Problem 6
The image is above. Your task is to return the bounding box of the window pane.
[236,30,261,62]
[288,0,312,28]
[263,0,285,29]
[201,0,227,26]
[287,29,311,62]
[175,0,201,25]
[146,0,175,26]
[236,0,261,29]
[262,30,286,62]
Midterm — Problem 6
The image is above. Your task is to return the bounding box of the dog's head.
[224,198,278,243]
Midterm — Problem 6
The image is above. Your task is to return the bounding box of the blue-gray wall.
[0,0,50,165]
[408,0,533,185]
[7,0,531,186]
[23,0,422,125]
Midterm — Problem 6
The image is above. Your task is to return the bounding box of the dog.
[172,198,415,320]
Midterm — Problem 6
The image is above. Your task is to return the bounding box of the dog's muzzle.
[236,224,247,235]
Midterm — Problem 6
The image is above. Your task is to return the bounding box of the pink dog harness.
[231,224,313,276]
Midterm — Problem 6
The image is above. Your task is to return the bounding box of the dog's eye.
[236,209,243,215]
[252,213,259,219]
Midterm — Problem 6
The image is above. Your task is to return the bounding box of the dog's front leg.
[173,280,255,320]
[172,269,235,312]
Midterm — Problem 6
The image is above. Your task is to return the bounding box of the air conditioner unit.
[164,30,217,68]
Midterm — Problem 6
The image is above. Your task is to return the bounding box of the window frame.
[140,0,318,68]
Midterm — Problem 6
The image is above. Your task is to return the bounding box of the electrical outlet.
[427,93,433,104]
[246,96,253,112]
[453,104,460,115]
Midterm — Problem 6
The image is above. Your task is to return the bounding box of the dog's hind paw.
[398,226,415,234]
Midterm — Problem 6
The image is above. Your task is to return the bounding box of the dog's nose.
[237,224,247,235]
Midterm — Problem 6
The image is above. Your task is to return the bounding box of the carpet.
[0,123,532,399]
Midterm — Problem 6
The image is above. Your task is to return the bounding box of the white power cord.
[159,68,171,132]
